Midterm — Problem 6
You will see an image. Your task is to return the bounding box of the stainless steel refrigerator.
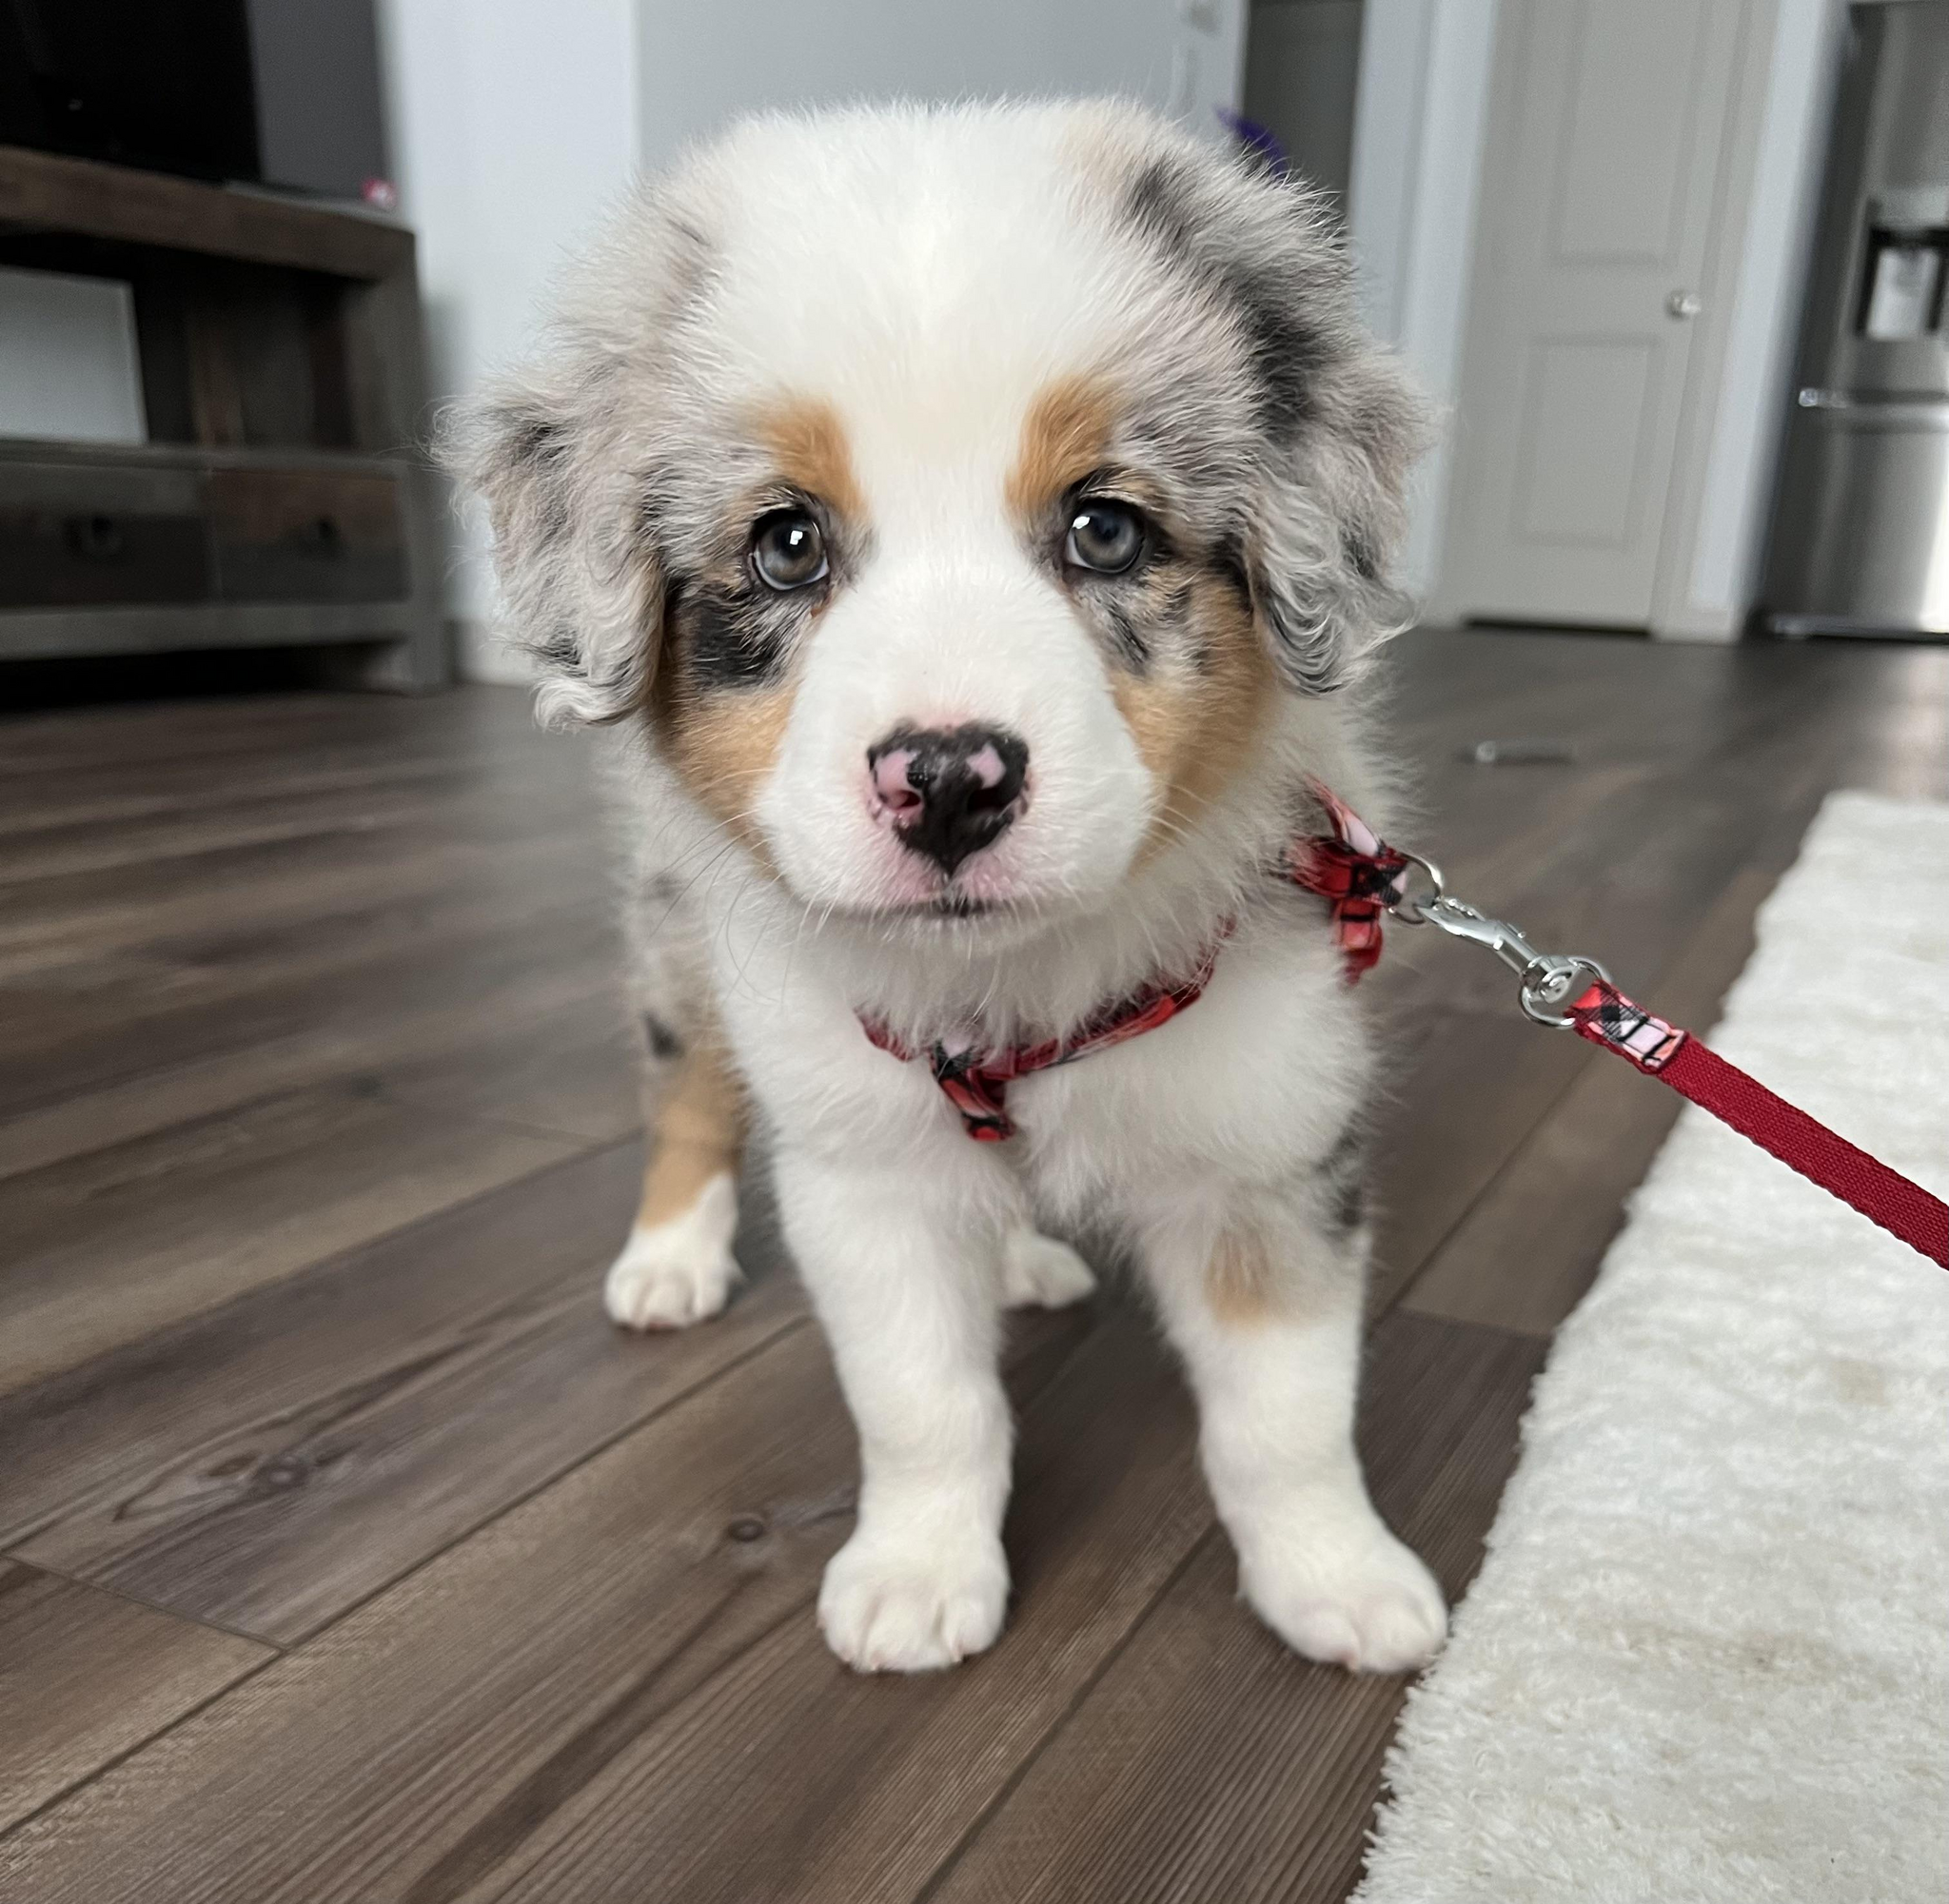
[1763,0,1949,638]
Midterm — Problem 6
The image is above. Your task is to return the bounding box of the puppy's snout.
[866,724,1029,875]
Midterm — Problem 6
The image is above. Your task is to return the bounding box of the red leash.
[1340,796,1948,1269]
[1564,977,1948,1266]
[859,786,1949,1268]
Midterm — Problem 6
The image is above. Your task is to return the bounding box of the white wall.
[635,0,1247,173]
[378,0,639,680]
[1345,0,1498,599]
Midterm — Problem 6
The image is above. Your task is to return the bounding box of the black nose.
[867,724,1029,876]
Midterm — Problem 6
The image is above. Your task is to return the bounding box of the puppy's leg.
[1000,1227,1096,1309]
[775,1148,1014,1674]
[1141,1180,1446,1674]
[605,1026,745,1330]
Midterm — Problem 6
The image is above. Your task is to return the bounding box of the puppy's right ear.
[446,360,664,729]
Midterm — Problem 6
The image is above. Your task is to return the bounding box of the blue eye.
[1064,501,1146,575]
[751,509,828,589]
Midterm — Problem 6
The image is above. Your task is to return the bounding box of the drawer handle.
[296,516,345,556]
[66,513,126,559]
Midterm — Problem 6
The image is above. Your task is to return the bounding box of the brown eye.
[1064,500,1145,575]
[750,509,828,590]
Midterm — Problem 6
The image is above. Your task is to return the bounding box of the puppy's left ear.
[1126,142,1428,693]
[1247,337,1427,694]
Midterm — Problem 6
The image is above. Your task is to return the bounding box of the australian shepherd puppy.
[457,100,1445,1677]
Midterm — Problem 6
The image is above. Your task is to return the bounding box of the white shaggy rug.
[1357,791,1949,1904]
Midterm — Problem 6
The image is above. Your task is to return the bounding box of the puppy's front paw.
[1001,1229,1096,1309]
[604,1170,740,1330]
[1239,1511,1447,1675]
[817,1526,1009,1673]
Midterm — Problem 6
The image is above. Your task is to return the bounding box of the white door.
[1436,0,1749,627]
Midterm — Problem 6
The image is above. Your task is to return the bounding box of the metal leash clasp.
[1388,852,1611,1029]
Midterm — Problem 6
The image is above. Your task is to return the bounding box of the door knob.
[1666,289,1703,320]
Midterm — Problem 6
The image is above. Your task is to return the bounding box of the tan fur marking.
[1007,374,1120,524]
[1206,1223,1276,1324]
[1115,570,1278,862]
[653,397,861,860]
[762,398,867,523]
[659,677,794,864]
[637,1017,745,1230]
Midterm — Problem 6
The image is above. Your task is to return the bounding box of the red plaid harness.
[857,781,1407,1143]
[860,939,1228,1143]
[856,782,1949,1268]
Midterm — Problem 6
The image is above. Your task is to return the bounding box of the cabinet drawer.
[0,508,210,609]
[207,468,408,604]
[0,461,211,608]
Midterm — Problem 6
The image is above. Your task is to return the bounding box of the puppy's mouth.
[811,877,1043,933]
[833,892,1008,927]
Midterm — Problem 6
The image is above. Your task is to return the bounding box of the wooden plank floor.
[2,629,1943,1902]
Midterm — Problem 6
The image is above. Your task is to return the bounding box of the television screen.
[0,0,387,200]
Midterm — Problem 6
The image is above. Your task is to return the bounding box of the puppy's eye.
[1064,501,1146,576]
[750,509,828,590]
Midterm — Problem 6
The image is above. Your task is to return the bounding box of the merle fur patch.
[1102,601,1150,670]
[1316,1121,1368,1235]
[671,581,794,690]
[1120,156,1328,440]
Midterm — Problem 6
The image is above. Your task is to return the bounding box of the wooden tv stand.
[0,146,447,688]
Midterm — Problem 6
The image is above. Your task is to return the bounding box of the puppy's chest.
[991,935,1372,1192]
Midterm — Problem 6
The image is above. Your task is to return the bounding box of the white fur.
[762,543,1154,920]
[1151,1273,1445,1672]
[1001,1228,1096,1309]
[603,1168,740,1330]
[714,887,1443,1675]
[462,102,1439,1676]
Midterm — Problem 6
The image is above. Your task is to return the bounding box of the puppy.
[457,100,1445,1676]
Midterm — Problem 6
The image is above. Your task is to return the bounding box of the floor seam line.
[0,1647,282,1849]
[271,1311,817,1650]
[0,1135,640,1406]
[0,1554,284,1654]
[910,1521,1224,1904]
[1376,1043,1599,1322]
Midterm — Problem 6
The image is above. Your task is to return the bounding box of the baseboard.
[1650,603,1742,643]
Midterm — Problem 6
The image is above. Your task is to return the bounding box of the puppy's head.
[457,103,1423,934]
